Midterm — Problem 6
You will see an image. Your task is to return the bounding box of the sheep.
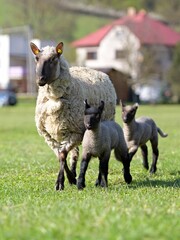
[30,41,117,190]
[77,100,132,190]
[120,101,168,173]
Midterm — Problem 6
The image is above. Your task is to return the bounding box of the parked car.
[135,80,171,104]
[0,90,17,106]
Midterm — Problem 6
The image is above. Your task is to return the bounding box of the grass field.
[0,101,179,240]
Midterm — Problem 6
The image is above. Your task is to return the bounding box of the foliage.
[1,0,180,43]
[167,43,180,101]
[2,0,76,42]
[155,0,180,28]
[0,101,179,240]
[139,46,158,81]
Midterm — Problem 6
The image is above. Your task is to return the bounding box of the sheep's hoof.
[95,179,107,188]
[69,178,77,185]
[77,179,85,190]
[143,163,149,170]
[150,168,157,174]
[124,173,132,184]
[77,185,84,190]
[95,179,99,187]
[55,182,64,191]
[66,172,77,185]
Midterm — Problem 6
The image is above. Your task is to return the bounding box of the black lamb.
[77,100,132,190]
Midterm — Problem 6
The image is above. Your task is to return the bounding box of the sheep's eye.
[35,56,39,61]
[50,56,57,64]
[96,114,100,119]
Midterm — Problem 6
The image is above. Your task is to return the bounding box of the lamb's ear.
[120,100,125,108]
[56,42,63,56]
[134,103,139,109]
[98,100,104,113]
[84,99,91,109]
[30,42,40,55]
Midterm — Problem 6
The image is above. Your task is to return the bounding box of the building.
[0,27,55,94]
[72,10,180,102]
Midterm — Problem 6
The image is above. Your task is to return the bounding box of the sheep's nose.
[38,76,47,86]
[86,124,92,130]
[123,116,128,123]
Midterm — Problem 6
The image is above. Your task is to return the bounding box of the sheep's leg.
[140,144,149,170]
[64,161,77,185]
[150,139,159,174]
[77,154,91,190]
[56,151,67,191]
[69,147,79,178]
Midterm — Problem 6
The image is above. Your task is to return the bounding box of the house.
[0,30,55,94]
[72,9,180,102]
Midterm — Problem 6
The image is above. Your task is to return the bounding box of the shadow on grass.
[129,177,180,189]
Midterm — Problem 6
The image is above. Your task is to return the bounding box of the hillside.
[1,0,180,43]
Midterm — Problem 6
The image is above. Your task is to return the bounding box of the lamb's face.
[30,42,63,87]
[121,104,138,124]
[83,100,104,130]
[84,108,101,130]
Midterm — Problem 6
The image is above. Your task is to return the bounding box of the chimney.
[127,7,136,16]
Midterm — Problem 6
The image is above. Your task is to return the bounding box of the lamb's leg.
[77,153,91,190]
[122,157,132,184]
[98,154,110,188]
[56,151,67,191]
[121,147,137,181]
[150,139,159,174]
[129,147,138,162]
[114,146,132,184]
[95,172,102,187]
[69,147,79,178]
[140,144,149,170]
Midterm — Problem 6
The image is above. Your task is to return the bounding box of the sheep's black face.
[84,108,101,130]
[121,105,138,124]
[35,53,60,86]
[30,42,64,87]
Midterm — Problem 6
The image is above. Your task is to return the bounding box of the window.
[115,49,128,59]
[87,51,97,60]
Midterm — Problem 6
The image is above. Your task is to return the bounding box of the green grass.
[0,102,179,240]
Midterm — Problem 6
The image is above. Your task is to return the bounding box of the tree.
[139,46,162,83]
[168,43,180,101]
[6,0,76,42]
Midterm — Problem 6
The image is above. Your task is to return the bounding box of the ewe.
[30,42,116,190]
[77,100,132,190]
[120,101,168,173]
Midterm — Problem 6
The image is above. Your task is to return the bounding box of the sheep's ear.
[56,42,63,56]
[98,100,104,113]
[30,42,40,55]
[84,99,90,109]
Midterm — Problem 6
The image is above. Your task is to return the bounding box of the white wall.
[75,25,141,79]
[0,35,10,89]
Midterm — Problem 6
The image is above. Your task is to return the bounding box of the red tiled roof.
[72,11,180,47]
[72,24,113,47]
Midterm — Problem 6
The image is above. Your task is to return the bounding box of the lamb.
[30,41,117,190]
[77,100,132,190]
[120,101,168,173]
